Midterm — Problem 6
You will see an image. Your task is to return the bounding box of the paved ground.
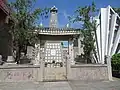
[0,79,120,90]
[69,80,120,90]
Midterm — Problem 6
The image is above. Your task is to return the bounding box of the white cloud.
[63,11,70,20]
[59,10,70,20]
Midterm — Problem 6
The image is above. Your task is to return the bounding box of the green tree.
[111,53,120,71]
[113,8,120,16]
[113,8,120,25]
[73,2,98,63]
[9,0,49,63]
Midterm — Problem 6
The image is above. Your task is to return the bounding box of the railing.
[35,27,81,35]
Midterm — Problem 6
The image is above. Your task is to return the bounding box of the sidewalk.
[0,79,120,90]
[69,80,120,90]
[0,81,72,90]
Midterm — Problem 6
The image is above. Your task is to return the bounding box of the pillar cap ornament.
[50,6,58,13]
[66,23,70,28]
[40,22,43,27]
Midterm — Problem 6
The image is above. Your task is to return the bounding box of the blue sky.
[9,0,120,28]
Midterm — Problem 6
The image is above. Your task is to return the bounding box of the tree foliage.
[9,0,49,63]
[113,8,120,16]
[113,7,120,25]
[112,53,120,71]
[73,2,98,63]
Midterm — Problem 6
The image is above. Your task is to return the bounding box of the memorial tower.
[49,6,58,28]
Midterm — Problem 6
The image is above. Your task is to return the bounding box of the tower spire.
[49,6,58,28]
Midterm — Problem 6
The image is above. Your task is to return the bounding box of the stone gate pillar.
[38,40,44,81]
[34,42,40,65]
[39,52,44,81]
[67,39,72,80]
[106,55,113,81]
[78,36,81,55]
[68,39,75,65]
[66,54,71,80]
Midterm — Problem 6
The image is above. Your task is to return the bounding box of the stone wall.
[43,67,66,81]
[70,64,108,81]
[0,65,40,82]
[0,64,109,82]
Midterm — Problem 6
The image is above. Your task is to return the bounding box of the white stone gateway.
[95,5,120,64]
[95,5,120,80]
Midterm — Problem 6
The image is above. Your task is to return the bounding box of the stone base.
[7,56,15,62]
[34,64,40,65]
[70,64,109,81]
[71,61,75,65]
[4,62,17,66]
[0,65,40,82]
[32,60,40,65]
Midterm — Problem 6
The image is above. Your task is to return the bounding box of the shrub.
[111,53,120,71]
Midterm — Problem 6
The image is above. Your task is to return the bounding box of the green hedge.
[111,53,120,71]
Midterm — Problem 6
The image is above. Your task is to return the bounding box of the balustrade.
[37,28,80,35]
